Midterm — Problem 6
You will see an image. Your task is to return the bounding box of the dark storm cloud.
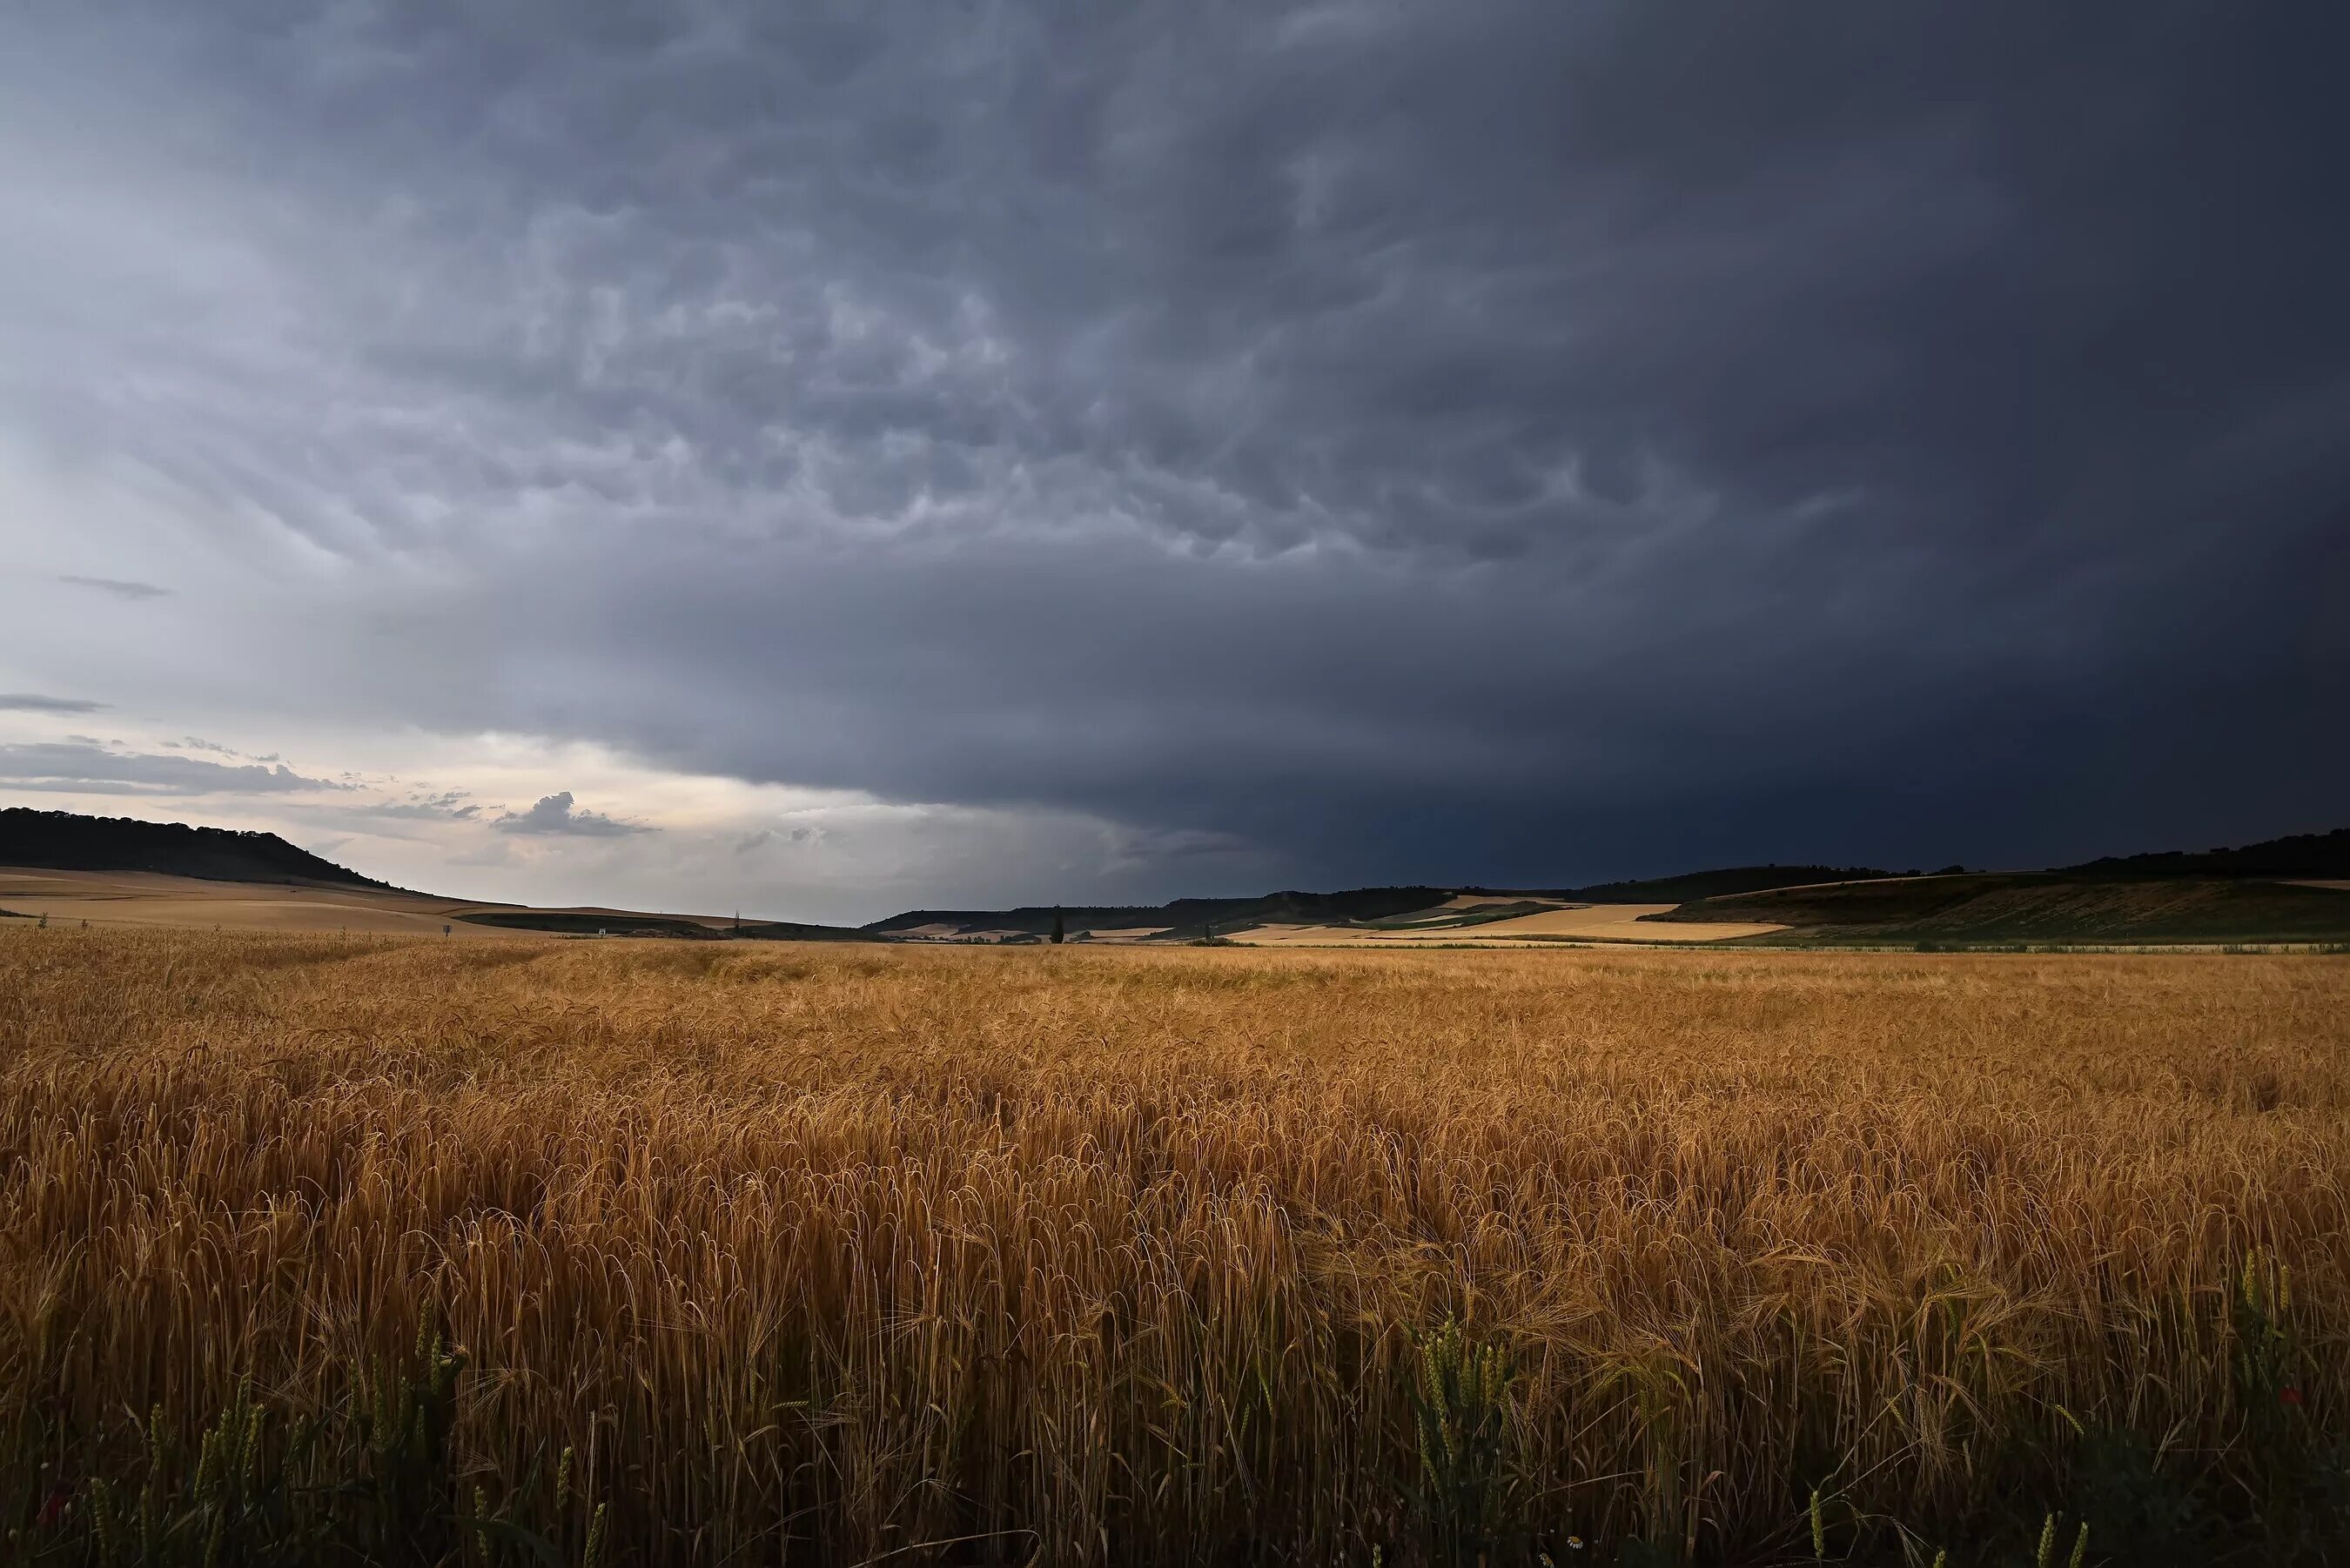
[494,792,648,838]
[3,1,2346,889]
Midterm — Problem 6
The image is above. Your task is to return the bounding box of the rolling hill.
[1557,864,1902,903]
[1648,835,2350,947]
[2057,826,2350,881]
[0,807,393,888]
[6,807,2346,946]
[863,887,1453,941]
[865,872,1915,941]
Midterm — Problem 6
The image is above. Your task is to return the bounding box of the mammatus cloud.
[0,1,2343,900]
[493,791,648,838]
[0,694,104,714]
[57,575,171,601]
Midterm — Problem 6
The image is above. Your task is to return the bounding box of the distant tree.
[1051,907,1065,944]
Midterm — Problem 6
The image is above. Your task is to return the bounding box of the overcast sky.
[3,3,2346,922]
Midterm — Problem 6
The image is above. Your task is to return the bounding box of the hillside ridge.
[8,808,2345,945]
[2057,826,2350,881]
[0,807,394,890]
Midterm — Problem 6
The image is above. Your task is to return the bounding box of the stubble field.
[2,930,2346,1565]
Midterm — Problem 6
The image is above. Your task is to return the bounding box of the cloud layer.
[2,1,2346,903]
[0,694,105,714]
[0,740,344,796]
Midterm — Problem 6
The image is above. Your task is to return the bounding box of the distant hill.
[1652,872,2350,945]
[12,805,2343,948]
[2058,827,2350,881]
[866,887,1448,939]
[449,909,866,940]
[453,909,727,939]
[0,807,392,889]
[1638,825,2350,946]
[859,828,2350,944]
[1561,865,1899,903]
[735,920,870,942]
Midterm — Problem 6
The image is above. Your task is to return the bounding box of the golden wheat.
[2,929,2345,1562]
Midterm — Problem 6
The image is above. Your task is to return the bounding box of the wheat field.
[2,929,2345,1564]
